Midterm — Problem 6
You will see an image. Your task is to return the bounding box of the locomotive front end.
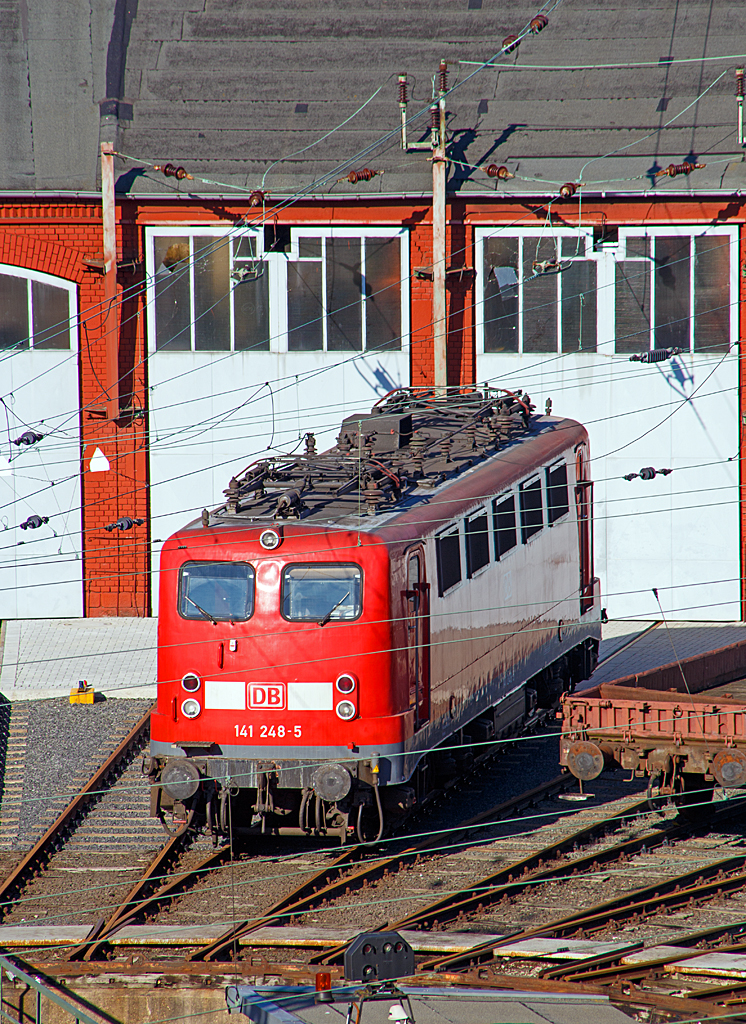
[149,522,407,842]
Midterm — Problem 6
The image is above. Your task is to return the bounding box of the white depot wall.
[476,352,740,621]
[147,349,408,613]
[0,350,83,618]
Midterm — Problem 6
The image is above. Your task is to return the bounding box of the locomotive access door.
[575,443,594,615]
[404,550,430,726]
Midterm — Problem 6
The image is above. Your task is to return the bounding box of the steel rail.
[309,796,656,965]
[539,907,746,983]
[0,705,153,916]
[421,852,746,972]
[542,938,746,984]
[188,773,573,962]
[538,912,746,986]
[68,839,232,961]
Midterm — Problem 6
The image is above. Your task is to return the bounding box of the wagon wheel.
[646,773,666,816]
[674,772,715,818]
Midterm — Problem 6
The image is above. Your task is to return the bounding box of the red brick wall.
[0,204,150,616]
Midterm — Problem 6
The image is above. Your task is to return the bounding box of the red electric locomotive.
[149,389,601,841]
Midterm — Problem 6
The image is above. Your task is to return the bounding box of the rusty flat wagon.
[560,637,746,797]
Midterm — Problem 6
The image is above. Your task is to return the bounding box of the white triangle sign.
[89,447,110,472]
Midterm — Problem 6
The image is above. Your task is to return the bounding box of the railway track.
[5,699,746,1024]
[61,770,575,962]
[0,715,640,959]
[0,704,155,916]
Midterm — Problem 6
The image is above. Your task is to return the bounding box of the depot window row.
[478,226,737,356]
[147,227,408,354]
[178,561,362,622]
[435,462,569,597]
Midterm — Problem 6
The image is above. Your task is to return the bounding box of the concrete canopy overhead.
[1,0,745,197]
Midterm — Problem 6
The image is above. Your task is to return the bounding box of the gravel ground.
[12,697,153,848]
[0,697,159,930]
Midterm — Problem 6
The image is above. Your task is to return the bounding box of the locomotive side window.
[519,477,543,543]
[493,493,517,559]
[546,462,569,525]
[465,509,490,578]
[282,564,362,622]
[179,562,255,621]
[436,527,462,596]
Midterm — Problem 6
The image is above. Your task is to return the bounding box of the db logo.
[248,683,286,710]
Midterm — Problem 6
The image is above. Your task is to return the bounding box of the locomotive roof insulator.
[364,485,384,515]
[275,489,303,519]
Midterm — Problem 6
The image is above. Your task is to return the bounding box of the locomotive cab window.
[282,564,362,622]
[436,526,462,596]
[179,562,255,621]
[519,477,543,543]
[546,462,569,525]
[493,493,517,559]
[465,509,490,578]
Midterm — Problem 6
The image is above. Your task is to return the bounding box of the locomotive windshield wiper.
[318,591,350,627]
[184,594,217,625]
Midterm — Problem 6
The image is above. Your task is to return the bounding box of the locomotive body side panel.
[381,422,599,766]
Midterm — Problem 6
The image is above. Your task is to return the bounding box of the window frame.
[280,562,364,623]
[475,225,738,356]
[546,461,570,527]
[464,507,491,579]
[288,228,410,354]
[477,227,596,355]
[178,560,256,622]
[0,264,78,352]
[145,225,410,354]
[519,475,544,544]
[435,524,463,597]
[492,491,518,561]
[615,226,738,354]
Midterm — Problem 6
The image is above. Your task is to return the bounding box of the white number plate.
[234,724,302,738]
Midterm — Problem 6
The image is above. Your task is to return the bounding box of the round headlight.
[181,698,201,719]
[335,699,356,721]
[335,673,356,694]
[181,673,201,692]
[259,528,281,550]
[161,759,201,801]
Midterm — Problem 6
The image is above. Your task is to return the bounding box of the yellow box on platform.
[70,681,94,704]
